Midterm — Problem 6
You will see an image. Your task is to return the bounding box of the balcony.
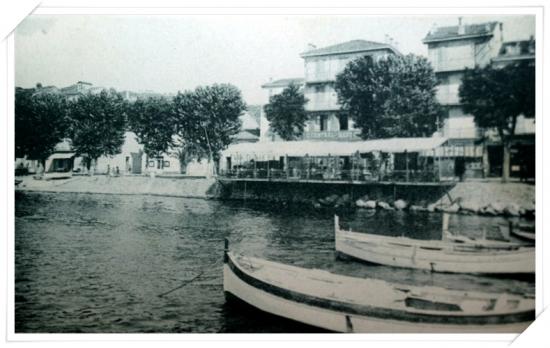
[302,130,361,141]
[305,91,340,111]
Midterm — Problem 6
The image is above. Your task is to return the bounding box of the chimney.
[458,17,465,35]
[429,23,438,35]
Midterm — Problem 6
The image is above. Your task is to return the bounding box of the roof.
[53,139,73,152]
[240,112,260,130]
[423,22,499,43]
[261,78,304,89]
[301,40,398,58]
[246,105,262,126]
[47,152,76,160]
[493,40,535,62]
[221,137,448,159]
[232,131,260,142]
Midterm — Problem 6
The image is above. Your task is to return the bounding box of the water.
[15,191,534,333]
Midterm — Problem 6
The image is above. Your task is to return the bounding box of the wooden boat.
[223,241,534,333]
[511,229,536,242]
[335,216,534,274]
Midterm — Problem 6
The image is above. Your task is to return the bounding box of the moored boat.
[334,216,535,274]
[511,229,536,242]
[223,241,534,333]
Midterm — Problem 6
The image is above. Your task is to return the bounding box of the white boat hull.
[224,264,530,333]
[336,232,534,274]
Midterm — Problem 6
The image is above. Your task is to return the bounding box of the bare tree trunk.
[502,142,511,183]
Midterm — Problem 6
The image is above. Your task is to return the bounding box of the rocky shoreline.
[314,181,535,218]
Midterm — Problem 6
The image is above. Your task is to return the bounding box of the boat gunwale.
[225,252,535,326]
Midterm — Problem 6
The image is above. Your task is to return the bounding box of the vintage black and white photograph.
[13,12,536,334]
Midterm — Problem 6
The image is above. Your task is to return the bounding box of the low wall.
[217,180,452,206]
[16,175,218,199]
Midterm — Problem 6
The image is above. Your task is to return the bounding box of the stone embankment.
[337,181,535,218]
[15,175,218,199]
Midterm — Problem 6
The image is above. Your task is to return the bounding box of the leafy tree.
[15,87,69,165]
[172,84,246,165]
[335,54,442,139]
[459,62,535,182]
[263,84,309,140]
[128,97,175,158]
[171,136,207,174]
[68,90,127,170]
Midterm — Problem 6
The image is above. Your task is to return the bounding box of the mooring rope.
[157,258,224,298]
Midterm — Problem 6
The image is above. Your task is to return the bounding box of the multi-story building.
[423,19,503,141]
[261,40,400,142]
[260,78,304,141]
[301,40,400,141]
[424,19,535,179]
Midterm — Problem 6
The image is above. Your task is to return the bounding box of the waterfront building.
[488,38,536,179]
[423,19,535,180]
[260,40,400,142]
[259,78,304,141]
[300,40,400,141]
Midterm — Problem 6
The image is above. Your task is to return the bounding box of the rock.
[355,199,369,208]
[394,199,407,210]
[487,202,505,215]
[521,202,535,216]
[340,194,351,203]
[504,203,521,217]
[482,206,498,216]
[377,201,394,210]
[325,194,339,204]
[409,205,426,212]
[442,203,460,214]
[365,200,377,209]
[460,201,480,214]
[319,194,339,206]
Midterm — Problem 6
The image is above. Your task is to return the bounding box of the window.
[320,115,328,131]
[339,114,349,131]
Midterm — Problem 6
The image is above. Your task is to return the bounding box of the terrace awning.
[221,137,448,159]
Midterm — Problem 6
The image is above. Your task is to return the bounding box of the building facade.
[300,40,400,141]
[423,19,504,141]
[261,40,400,142]
[424,19,535,179]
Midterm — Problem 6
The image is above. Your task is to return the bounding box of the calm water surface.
[15,191,534,333]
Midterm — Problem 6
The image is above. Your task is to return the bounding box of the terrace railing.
[218,168,441,183]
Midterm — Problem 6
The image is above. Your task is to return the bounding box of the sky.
[15,14,535,105]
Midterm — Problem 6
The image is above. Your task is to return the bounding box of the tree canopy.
[459,61,535,181]
[128,97,175,158]
[335,54,442,139]
[172,84,246,161]
[68,90,128,165]
[460,62,535,139]
[263,84,309,141]
[15,88,70,162]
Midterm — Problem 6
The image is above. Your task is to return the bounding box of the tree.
[128,97,175,158]
[172,84,246,165]
[68,90,128,170]
[335,54,442,139]
[263,84,309,140]
[459,62,535,182]
[15,87,69,165]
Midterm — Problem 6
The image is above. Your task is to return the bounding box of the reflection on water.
[15,191,534,333]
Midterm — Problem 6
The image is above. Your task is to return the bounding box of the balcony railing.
[219,168,442,183]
